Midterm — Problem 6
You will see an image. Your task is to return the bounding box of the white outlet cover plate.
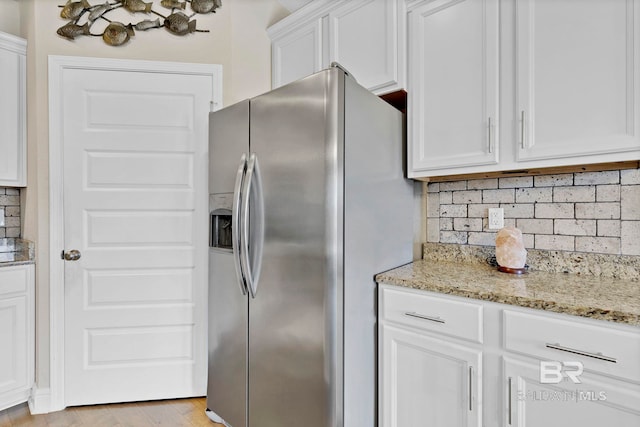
[488,208,504,229]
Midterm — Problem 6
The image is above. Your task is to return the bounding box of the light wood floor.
[0,397,226,427]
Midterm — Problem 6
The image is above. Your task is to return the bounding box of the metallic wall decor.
[57,0,222,46]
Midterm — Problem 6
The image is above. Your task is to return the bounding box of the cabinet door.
[328,0,404,94]
[0,296,28,409]
[271,19,324,89]
[0,33,26,187]
[380,323,482,427]
[408,0,499,177]
[516,0,640,162]
[0,265,34,411]
[504,357,640,427]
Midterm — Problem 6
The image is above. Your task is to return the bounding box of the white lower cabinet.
[0,264,34,411]
[379,286,482,427]
[380,324,481,427]
[504,357,640,427]
[379,284,640,427]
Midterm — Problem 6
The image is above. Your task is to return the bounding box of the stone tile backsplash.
[0,187,21,238]
[426,168,640,256]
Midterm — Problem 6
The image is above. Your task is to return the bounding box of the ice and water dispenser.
[210,208,232,251]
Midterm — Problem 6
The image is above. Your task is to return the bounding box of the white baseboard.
[0,388,31,412]
[27,386,59,415]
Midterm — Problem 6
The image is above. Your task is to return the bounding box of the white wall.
[0,0,22,36]
[17,0,288,395]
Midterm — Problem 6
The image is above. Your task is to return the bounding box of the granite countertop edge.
[0,238,36,267]
[0,258,36,267]
[376,260,640,327]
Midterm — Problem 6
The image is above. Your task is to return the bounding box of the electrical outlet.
[488,208,504,230]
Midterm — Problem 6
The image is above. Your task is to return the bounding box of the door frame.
[44,55,222,413]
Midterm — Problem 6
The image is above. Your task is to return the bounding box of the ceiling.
[277,0,313,12]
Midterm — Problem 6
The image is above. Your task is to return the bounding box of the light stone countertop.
[376,243,640,326]
[0,238,35,266]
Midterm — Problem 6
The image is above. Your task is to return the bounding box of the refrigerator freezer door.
[206,250,247,427]
[207,101,251,427]
[209,100,250,194]
[248,69,344,427]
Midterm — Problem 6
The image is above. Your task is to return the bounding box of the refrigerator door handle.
[241,152,265,298]
[232,153,248,295]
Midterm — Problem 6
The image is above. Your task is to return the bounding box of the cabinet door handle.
[404,311,445,324]
[545,343,617,363]
[468,366,473,411]
[520,110,526,149]
[488,117,493,153]
[508,376,513,425]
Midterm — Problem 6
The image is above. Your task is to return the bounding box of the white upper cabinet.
[328,0,405,93]
[516,0,640,162]
[0,32,26,187]
[408,0,499,176]
[268,0,405,94]
[408,0,640,179]
[271,18,324,90]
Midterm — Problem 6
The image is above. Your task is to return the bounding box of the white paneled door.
[57,58,218,406]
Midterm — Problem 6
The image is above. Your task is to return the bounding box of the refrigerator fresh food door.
[207,100,250,427]
[248,69,344,427]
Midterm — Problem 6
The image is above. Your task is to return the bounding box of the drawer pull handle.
[520,110,526,149]
[468,366,473,411]
[545,343,617,363]
[487,117,493,153]
[404,311,445,324]
[508,377,513,425]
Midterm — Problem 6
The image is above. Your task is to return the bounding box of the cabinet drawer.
[0,267,28,296]
[380,285,483,343]
[504,310,640,383]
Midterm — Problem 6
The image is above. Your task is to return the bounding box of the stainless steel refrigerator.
[206,65,414,427]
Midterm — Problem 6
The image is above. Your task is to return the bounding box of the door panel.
[62,66,212,406]
[248,70,342,427]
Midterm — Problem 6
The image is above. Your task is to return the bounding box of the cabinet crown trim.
[0,31,26,54]
[268,0,338,38]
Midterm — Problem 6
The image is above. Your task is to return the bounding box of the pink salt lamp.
[495,226,527,273]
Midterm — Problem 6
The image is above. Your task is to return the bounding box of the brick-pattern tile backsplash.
[426,169,640,256]
[0,187,21,238]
